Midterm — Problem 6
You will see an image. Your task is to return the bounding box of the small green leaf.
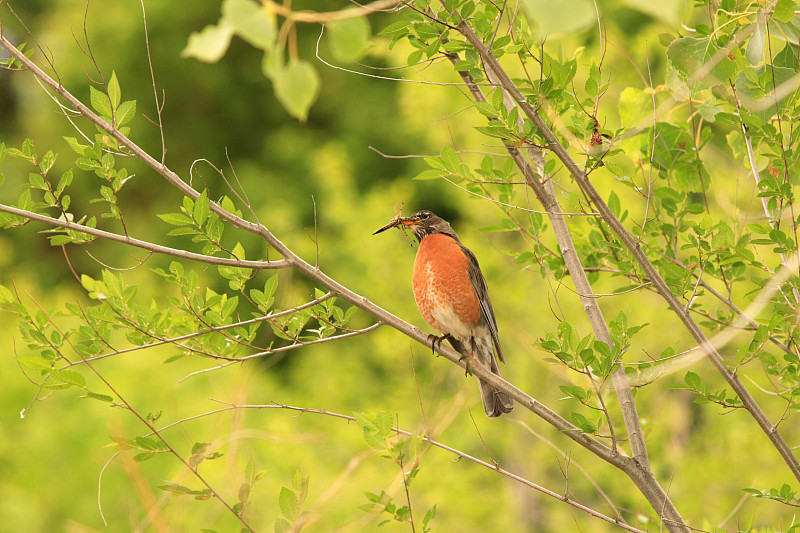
[108,71,121,111]
[82,392,114,403]
[115,100,137,127]
[413,169,444,181]
[193,190,211,226]
[274,518,291,533]
[49,369,86,388]
[685,370,701,390]
[273,59,320,122]
[56,170,73,197]
[158,212,194,226]
[90,86,112,118]
[745,10,766,65]
[773,0,796,23]
[0,284,14,304]
[16,355,54,370]
[474,101,500,118]
[570,411,597,433]
[326,16,371,63]
[182,23,235,63]
[377,20,410,36]
[28,172,46,190]
[160,482,195,494]
[279,487,298,520]
[222,0,277,50]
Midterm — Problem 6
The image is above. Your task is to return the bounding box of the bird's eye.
[420,212,429,219]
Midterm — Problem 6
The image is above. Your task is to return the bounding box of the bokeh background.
[0,1,797,532]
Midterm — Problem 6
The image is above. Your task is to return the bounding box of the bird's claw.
[427,333,451,356]
[462,357,474,377]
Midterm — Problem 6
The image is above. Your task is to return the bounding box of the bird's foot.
[462,358,474,377]
[427,333,452,356]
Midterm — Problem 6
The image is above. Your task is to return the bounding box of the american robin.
[374,210,514,417]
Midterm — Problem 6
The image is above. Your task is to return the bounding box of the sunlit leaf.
[222,0,276,50]
[326,17,371,63]
[273,59,320,122]
[182,23,235,63]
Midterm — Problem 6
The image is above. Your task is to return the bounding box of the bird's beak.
[373,215,404,235]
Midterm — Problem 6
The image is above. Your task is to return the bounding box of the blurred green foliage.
[1,1,799,532]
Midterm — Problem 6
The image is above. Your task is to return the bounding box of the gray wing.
[460,244,504,363]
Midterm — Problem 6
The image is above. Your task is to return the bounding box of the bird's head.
[373,210,457,242]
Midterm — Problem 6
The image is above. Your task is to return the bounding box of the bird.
[374,210,513,417]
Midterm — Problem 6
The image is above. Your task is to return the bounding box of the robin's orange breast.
[412,233,482,334]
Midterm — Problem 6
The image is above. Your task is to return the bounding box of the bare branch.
[0,203,289,269]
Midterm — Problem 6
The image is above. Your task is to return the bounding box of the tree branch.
[0,203,290,269]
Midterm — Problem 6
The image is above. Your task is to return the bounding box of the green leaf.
[16,355,54,370]
[745,10,766,65]
[326,17,371,63]
[474,101,500,118]
[0,284,14,304]
[115,100,137,127]
[773,0,797,23]
[55,170,73,197]
[64,137,89,156]
[520,0,595,36]
[182,23,235,63]
[685,370,701,390]
[377,20,410,36]
[158,212,194,226]
[608,190,620,217]
[49,369,86,388]
[273,59,320,122]
[279,487,298,520]
[28,172,46,190]
[274,518,291,533]
[160,482,195,495]
[222,0,277,50]
[90,86,112,118]
[667,36,736,89]
[108,71,121,111]
[440,145,460,172]
[83,392,114,402]
[570,411,597,433]
[193,190,211,226]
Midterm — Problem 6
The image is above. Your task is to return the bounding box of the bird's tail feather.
[450,335,513,417]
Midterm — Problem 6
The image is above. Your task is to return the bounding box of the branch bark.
[0,203,289,269]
